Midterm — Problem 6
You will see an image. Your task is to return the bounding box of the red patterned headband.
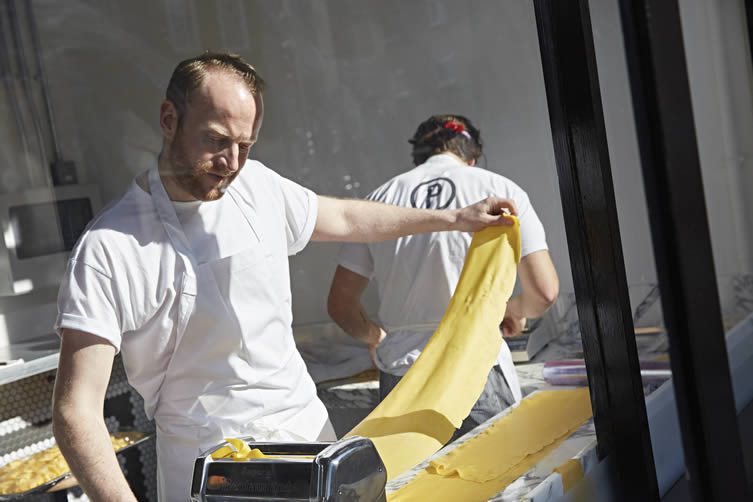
[443,121,472,139]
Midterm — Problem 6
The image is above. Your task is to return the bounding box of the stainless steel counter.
[0,334,60,386]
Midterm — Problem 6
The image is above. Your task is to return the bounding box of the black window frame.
[533,0,750,500]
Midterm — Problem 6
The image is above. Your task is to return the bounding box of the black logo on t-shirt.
[410,177,456,209]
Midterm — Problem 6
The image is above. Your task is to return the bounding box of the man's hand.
[453,197,517,232]
[367,324,387,367]
[501,314,527,338]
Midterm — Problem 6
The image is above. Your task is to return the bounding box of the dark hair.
[165,52,265,125]
[408,114,482,166]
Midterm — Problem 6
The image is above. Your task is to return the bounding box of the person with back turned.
[328,114,559,440]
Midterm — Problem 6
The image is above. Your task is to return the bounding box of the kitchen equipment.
[0,184,101,295]
[0,431,150,500]
[543,359,671,386]
[191,436,386,501]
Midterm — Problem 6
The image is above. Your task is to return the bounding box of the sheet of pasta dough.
[346,219,521,479]
[388,388,593,501]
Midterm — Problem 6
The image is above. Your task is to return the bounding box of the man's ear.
[251,94,264,142]
[160,100,179,141]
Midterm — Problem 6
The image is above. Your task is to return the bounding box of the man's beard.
[168,139,239,201]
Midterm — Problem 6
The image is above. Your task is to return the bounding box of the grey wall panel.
[19,0,753,328]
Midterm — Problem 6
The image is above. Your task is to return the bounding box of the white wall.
[3,0,749,335]
[30,0,567,326]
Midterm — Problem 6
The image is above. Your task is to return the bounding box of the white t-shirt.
[171,197,256,265]
[338,153,548,376]
[55,161,320,421]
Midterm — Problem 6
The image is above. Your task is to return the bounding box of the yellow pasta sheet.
[388,436,559,502]
[347,219,521,479]
[554,458,585,492]
[389,388,592,501]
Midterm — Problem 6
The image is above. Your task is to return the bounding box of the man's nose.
[219,144,241,172]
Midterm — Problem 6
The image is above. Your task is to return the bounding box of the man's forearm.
[314,196,515,243]
[319,198,457,243]
[506,293,555,320]
[53,410,137,502]
[510,251,559,321]
[330,301,382,346]
[505,295,531,319]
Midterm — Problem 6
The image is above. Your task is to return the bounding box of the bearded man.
[51,52,518,501]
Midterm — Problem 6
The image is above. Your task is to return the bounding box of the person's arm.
[502,250,559,337]
[327,265,386,364]
[52,329,137,502]
[312,196,516,243]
